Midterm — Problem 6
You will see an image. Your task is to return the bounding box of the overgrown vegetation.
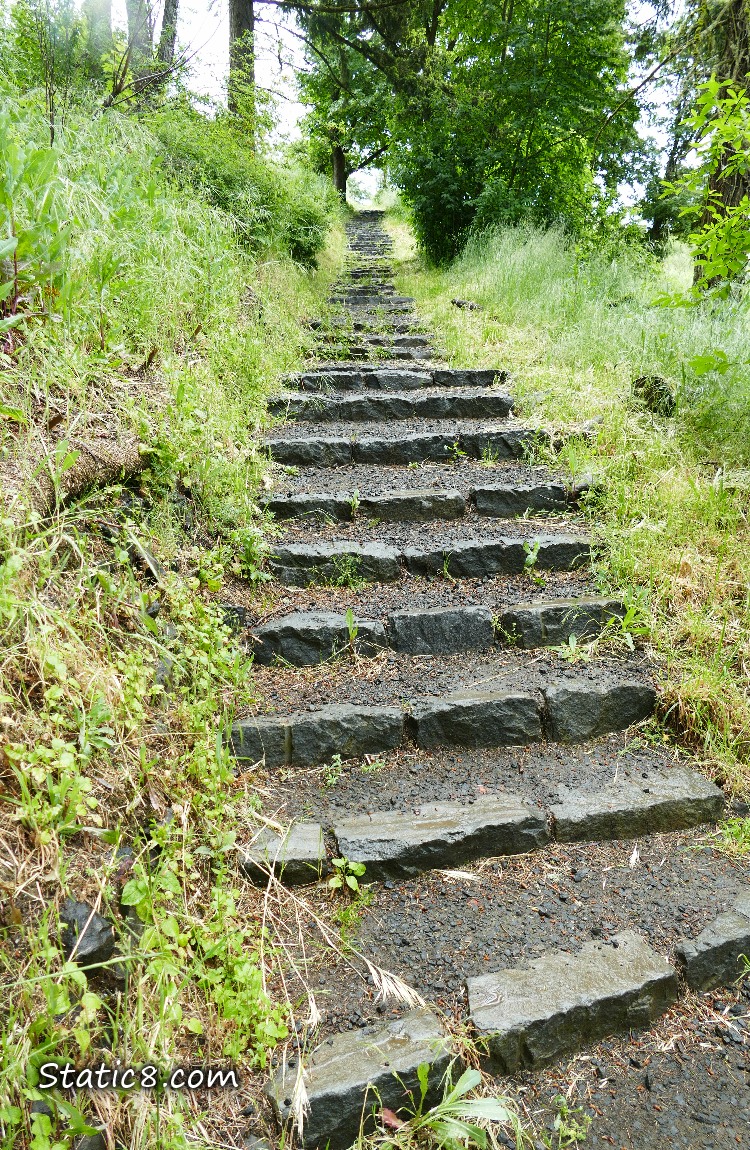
[0,24,341,1145]
[388,218,750,792]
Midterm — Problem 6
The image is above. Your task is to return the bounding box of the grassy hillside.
[0,94,342,1150]
[388,220,750,797]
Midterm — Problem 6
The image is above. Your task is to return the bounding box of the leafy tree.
[295,0,642,259]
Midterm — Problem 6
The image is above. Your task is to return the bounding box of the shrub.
[152,103,338,265]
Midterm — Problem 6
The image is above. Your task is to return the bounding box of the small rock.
[59,899,115,969]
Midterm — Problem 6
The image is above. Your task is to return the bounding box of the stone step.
[326,334,432,349]
[246,767,722,886]
[268,389,514,424]
[268,533,589,586]
[238,822,326,885]
[251,611,387,665]
[333,795,549,880]
[265,426,539,467]
[312,345,429,361]
[264,480,586,524]
[229,677,655,766]
[550,767,725,840]
[467,931,678,1073]
[292,367,505,392]
[263,489,467,523]
[498,596,625,648]
[251,606,494,665]
[675,887,750,991]
[267,1008,451,1150]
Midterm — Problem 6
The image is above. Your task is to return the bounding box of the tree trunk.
[332,145,348,198]
[125,0,153,61]
[229,0,254,115]
[83,0,112,73]
[157,0,179,66]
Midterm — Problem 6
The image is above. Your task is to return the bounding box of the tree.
[157,0,179,66]
[229,0,254,116]
[296,0,642,258]
[82,0,111,75]
[125,0,153,62]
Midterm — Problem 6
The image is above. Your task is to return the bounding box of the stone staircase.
[231,212,749,1148]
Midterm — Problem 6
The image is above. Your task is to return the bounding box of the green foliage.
[0,104,66,328]
[663,76,750,298]
[328,855,367,894]
[153,103,339,265]
[299,1,640,261]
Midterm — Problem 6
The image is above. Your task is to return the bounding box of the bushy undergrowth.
[390,220,750,789]
[0,90,342,1149]
[153,104,338,266]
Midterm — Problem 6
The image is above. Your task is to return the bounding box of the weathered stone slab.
[238,823,325,885]
[270,542,401,586]
[433,368,506,388]
[265,436,351,467]
[267,1008,451,1150]
[467,931,678,1074]
[459,427,540,460]
[296,368,431,393]
[543,679,656,742]
[403,535,589,579]
[251,612,387,666]
[498,597,624,649]
[290,704,404,765]
[359,490,465,522]
[472,482,569,518]
[408,691,542,749]
[386,606,494,654]
[352,432,457,466]
[263,494,353,521]
[675,888,750,992]
[334,795,548,879]
[230,716,290,767]
[551,768,725,842]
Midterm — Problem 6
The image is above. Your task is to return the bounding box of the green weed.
[328,856,367,895]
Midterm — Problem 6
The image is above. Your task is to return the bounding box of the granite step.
[291,367,505,392]
[229,677,655,767]
[268,389,514,424]
[311,345,430,361]
[268,533,589,586]
[250,605,494,665]
[675,887,750,991]
[265,425,540,467]
[267,1008,451,1150]
[467,931,678,1073]
[237,768,723,883]
[498,596,625,648]
[263,479,587,523]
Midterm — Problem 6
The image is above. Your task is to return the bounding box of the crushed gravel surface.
[265,461,576,497]
[220,569,601,626]
[244,645,650,717]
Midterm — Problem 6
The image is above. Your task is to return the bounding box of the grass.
[386,219,750,794]
[0,94,345,1150]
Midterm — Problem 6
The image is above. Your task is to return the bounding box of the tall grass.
[390,221,750,791]
[0,93,343,1150]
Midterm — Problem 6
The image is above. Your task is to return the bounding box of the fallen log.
[0,430,146,525]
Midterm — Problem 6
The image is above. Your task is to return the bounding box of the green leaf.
[345,874,359,891]
[0,402,26,424]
